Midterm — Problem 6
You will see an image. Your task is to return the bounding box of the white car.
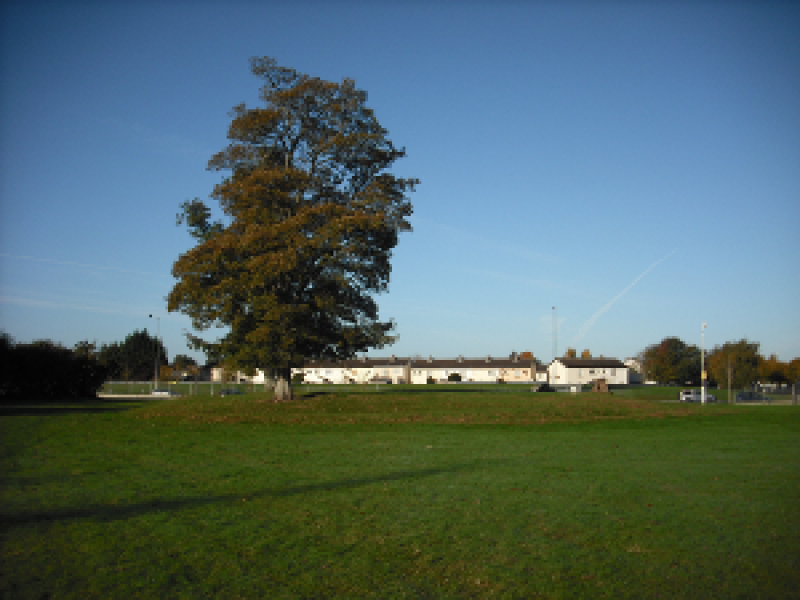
[679,389,715,403]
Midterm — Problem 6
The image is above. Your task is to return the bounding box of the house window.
[610,369,616,376]
[589,369,595,374]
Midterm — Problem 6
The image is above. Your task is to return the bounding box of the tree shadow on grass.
[297,386,522,397]
[0,398,160,417]
[2,459,504,527]
[295,391,337,400]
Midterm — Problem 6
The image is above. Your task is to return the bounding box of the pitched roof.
[553,358,626,368]
[302,355,541,370]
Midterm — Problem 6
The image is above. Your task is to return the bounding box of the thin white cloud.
[0,295,135,315]
[414,217,555,264]
[101,116,212,159]
[0,253,169,279]
[458,267,558,290]
[571,248,678,346]
[0,294,188,322]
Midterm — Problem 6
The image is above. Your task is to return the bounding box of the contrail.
[572,248,678,346]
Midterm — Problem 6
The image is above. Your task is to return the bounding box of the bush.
[447,373,462,382]
[426,377,436,384]
[0,336,108,400]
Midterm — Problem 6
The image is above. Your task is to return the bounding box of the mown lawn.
[1,392,799,598]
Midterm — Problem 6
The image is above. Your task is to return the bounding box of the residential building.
[301,353,546,385]
[547,358,629,386]
[213,354,629,387]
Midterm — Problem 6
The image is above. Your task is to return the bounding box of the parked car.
[679,389,716,403]
[735,391,770,403]
[152,389,180,397]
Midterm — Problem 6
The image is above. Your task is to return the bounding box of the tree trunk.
[274,367,293,402]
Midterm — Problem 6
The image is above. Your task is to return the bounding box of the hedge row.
[0,337,107,400]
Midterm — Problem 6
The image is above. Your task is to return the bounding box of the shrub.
[0,336,107,400]
[447,373,462,382]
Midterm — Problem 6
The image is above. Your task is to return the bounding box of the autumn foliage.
[168,58,417,400]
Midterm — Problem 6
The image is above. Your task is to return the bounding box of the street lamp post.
[552,306,557,362]
[701,322,707,405]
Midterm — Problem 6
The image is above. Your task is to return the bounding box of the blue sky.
[2,1,798,365]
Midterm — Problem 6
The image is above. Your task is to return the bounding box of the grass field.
[2,389,799,598]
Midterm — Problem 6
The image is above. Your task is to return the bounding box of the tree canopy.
[640,337,701,385]
[707,339,760,390]
[168,57,417,400]
[98,329,167,382]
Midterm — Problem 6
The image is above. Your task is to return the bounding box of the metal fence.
[101,380,273,397]
[100,380,797,404]
[101,380,545,397]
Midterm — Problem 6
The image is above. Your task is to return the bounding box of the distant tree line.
[1,329,196,400]
[637,336,800,388]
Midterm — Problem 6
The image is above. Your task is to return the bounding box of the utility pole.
[701,322,707,404]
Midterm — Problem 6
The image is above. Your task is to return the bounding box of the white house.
[300,353,545,385]
[215,354,628,387]
[547,358,629,387]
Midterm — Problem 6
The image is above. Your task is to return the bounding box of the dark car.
[218,388,244,396]
[736,391,770,403]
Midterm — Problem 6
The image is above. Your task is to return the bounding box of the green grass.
[2,391,799,598]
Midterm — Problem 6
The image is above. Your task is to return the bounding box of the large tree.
[640,337,701,385]
[706,339,760,390]
[168,57,417,401]
[98,329,167,382]
[758,354,788,386]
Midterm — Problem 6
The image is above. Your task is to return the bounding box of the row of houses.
[213,354,630,387]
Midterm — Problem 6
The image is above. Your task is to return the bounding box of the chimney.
[485,355,492,363]
[458,355,463,363]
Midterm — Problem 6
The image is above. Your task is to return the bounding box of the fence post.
[793,383,797,406]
